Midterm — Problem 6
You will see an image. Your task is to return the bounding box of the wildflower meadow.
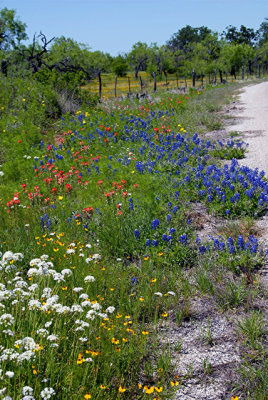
[0,80,267,400]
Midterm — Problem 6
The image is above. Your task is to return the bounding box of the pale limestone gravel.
[227,82,268,283]
[227,81,268,176]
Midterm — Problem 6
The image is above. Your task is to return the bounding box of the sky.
[1,0,268,55]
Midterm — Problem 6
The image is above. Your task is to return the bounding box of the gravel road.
[227,81,268,176]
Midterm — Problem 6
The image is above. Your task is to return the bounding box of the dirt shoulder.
[226,81,268,176]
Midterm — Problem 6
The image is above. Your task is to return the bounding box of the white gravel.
[227,81,268,176]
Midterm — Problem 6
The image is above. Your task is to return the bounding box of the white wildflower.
[81,301,91,308]
[86,310,96,320]
[28,300,42,310]
[47,335,58,342]
[66,249,75,255]
[70,304,83,313]
[37,329,49,337]
[5,371,14,378]
[22,386,34,396]
[40,387,55,399]
[61,269,72,276]
[91,302,101,311]
[73,287,83,293]
[84,275,95,283]
[79,293,89,299]
[105,306,115,314]
[0,313,15,326]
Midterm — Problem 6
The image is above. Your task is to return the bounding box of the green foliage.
[127,42,150,77]
[258,18,268,46]
[167,25,212,53]
[0,7,28,50]
[223,24,257,46]
[112,54,128,77]
[237,311,265,349]
[219,42,255,75]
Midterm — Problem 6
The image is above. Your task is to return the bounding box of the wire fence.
[83,66,267,99]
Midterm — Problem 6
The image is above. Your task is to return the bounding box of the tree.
[187,34,222,78]
[0,7,28,50]
[127,42,150,78]
[167,25,212,54]
[223,25,257,46]
[147,44,174,82]
[258,18,268,46]
[219,42,255,78]
[112,54,128,77]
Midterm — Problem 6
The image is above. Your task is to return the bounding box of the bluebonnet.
[151,219,160,229]
[134,230,140,239]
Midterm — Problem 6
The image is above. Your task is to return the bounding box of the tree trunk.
[153,71,157,92]
[1,59,7,76]
[128,76,131,93]
[192,68,196,87]
[98,71,102,98]
[164,71,168,86]
[258,64,261,79]
[241,66,244,80]
[219,70,223,83]
[214,69,217,84]
[248,60,252,75]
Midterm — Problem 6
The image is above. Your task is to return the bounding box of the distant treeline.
[1,7,268,95]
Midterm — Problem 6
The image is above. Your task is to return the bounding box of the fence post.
[153,71,157,92]
[114,75,117,97]
[192,68,196,87]
[139,76,143,92]
[184,75,187,89]
[241,66,244,80]
[98,71,102,98]
[219,70,223,83]
[176,73,179,89]
[128,76,131,93]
